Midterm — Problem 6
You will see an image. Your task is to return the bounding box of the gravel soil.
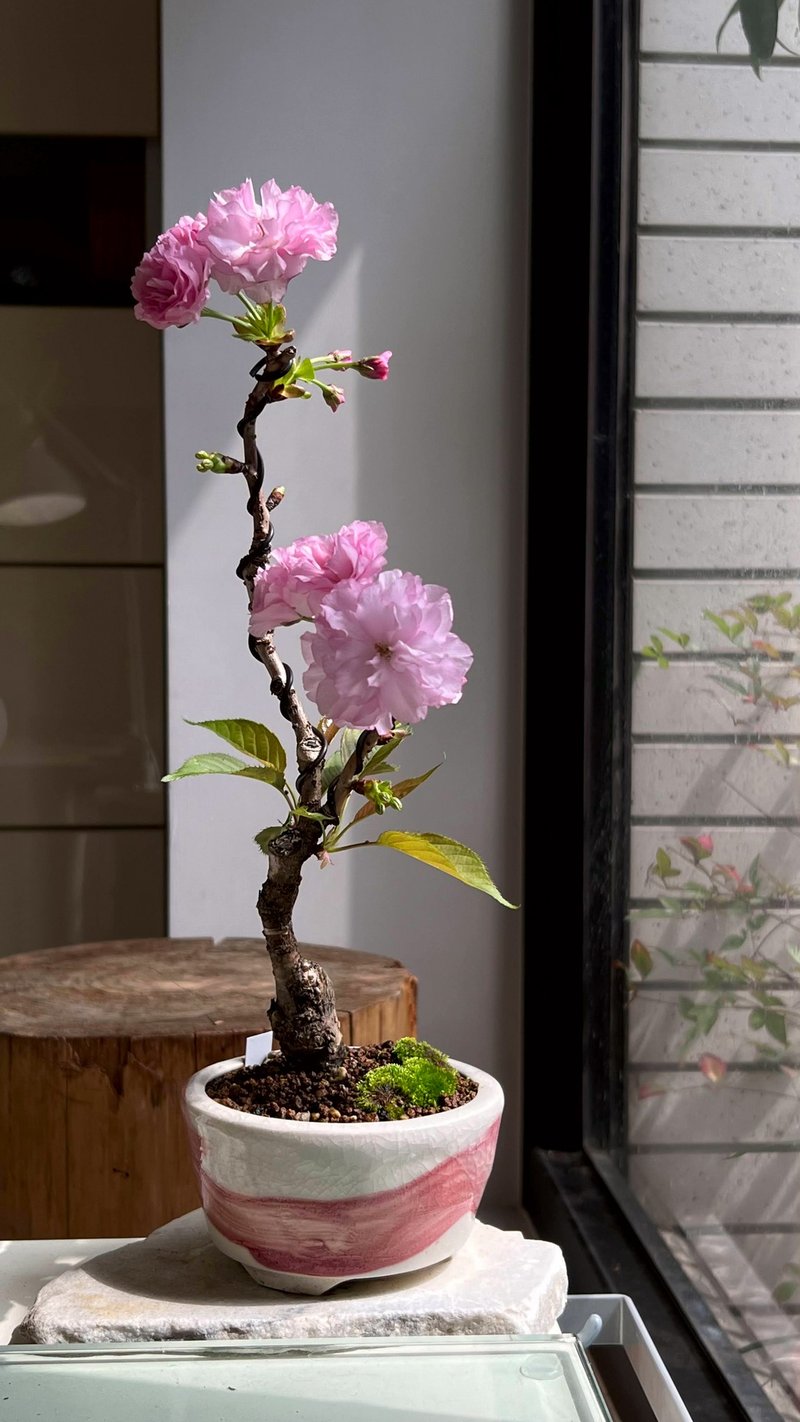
[205,1041,478,1123]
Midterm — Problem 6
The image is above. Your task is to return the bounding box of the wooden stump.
[0,938,417,1240]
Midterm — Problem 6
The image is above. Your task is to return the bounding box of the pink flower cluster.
[250,521,388,632]
[131,214,211,330]
[132,179,338,328]
[249,522,472,733]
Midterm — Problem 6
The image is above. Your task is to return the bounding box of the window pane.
[626,2,800,1415]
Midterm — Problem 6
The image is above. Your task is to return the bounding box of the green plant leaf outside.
[187,718,286,775]
[375,831,517,907]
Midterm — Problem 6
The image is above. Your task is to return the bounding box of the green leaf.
[716,0,741,49]
[710,674,752,697]
[749,1007,766,1031]
[704,609,739,641]
[658,627,690,649]
[187,718,286,775]
[294,806,336,824]
[655,847,680,880]
[351,765,440,826]
[630,939,654,979]
[291,356,316,384]
[163,752,284,786]
[322,728,362,791]
[765,1010,788,1046]
[375,831,517,907]
[363,729,411,776]
[773,1281,798,1306]
[254,825,285,853]
[739,0,779,75]
[721,931,747,952]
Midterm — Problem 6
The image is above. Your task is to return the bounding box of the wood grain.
[0,938,417,1239]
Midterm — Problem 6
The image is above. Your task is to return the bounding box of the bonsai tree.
[132,178,514,1073]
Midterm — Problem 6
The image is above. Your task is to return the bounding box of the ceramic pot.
[184,1054,504,1295]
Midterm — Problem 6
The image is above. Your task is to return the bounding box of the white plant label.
[244,1029,274,1067]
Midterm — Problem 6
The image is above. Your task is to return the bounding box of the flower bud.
[321,382,346,412]
[357,350,392,381]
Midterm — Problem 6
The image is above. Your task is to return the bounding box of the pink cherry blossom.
[301,570,473,734]
[131,215,211,329]
[358,350,392,381]
[198,178,338,303]
[249,521,388,635]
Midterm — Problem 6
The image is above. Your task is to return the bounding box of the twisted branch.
[234,344,343,1066]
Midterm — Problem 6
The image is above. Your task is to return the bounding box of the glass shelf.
[0,1334,612,1422]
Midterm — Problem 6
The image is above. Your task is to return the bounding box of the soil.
[205,1041,478,1123]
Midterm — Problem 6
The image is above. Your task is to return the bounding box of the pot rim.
[186,1054,503,1140]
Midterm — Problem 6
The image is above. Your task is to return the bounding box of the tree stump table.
[0,938,417,1240]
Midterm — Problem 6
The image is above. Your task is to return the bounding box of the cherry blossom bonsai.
[132,177,513,1088]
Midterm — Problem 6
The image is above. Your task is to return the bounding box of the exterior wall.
[162,0,530,1203]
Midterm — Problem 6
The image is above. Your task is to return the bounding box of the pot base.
[207,1214,476,1295]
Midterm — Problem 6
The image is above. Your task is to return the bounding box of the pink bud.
[696,834,714,853]
[321,383,346,412]
[317,850,333,869]
[699,1053,727,1085]
[358,350,392,381]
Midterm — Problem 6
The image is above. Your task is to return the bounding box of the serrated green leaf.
[254,825,285,853]
[351,765,440,826]
[163,752,284,786]
[187,718,286,775]
[375,831,517,907]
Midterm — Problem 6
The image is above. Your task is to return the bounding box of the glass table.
[0,1334,612,1421]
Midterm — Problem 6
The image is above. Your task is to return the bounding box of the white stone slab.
[13,1212,567,1344]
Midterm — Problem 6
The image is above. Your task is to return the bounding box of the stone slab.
[13,1211,567,1344]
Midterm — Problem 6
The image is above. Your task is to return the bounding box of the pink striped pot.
[184,1054,504,1295]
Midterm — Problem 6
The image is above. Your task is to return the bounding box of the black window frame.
[524,0,786,1417]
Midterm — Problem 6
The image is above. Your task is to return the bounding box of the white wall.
[162,0,530,1203]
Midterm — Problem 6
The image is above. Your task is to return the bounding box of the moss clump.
[357,1053,458,1119]
[393,1036,450,1069]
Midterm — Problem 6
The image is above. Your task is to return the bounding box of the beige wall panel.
[0,2,158,136]
[0,568,164,826]
[0,828,164,956]
[0,310,162,564]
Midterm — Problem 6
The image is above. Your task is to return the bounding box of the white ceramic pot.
[184,1054,504,1295]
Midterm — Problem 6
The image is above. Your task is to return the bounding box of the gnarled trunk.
[234,345,346,1069]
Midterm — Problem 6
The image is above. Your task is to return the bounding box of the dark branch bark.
[235,346,345,1067]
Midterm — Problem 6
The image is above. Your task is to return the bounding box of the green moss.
[357,1055,458,1118]
[393,1036,450,1069]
